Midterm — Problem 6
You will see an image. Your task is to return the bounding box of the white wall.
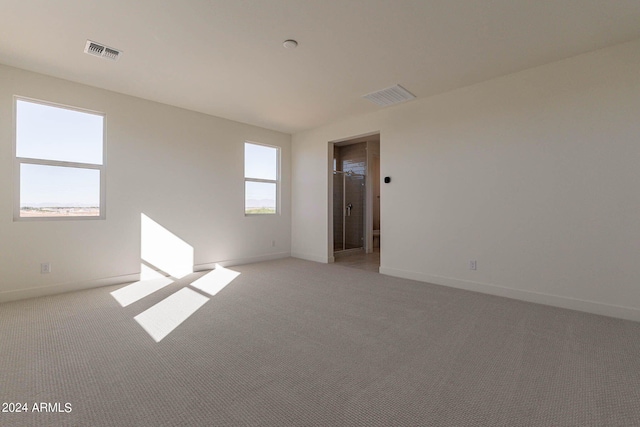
[292,39,640,321]
[0,64,291,302]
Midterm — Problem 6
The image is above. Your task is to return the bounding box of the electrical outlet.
[271,240,276,247]
[41,262,51,274]
[469,260,477,271]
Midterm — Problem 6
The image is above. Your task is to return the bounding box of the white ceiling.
[1,0,639,134]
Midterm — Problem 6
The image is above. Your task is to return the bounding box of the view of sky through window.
[20,164,100,207]
[245,181,276,209]
[244,142,278,214]
[16,99,104,218]
[245,142,277,180]
[17,100,103,164]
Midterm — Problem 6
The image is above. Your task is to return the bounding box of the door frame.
[327,131,380,262]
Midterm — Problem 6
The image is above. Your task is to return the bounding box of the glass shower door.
[333,172,344,252]
[333,171,365,253]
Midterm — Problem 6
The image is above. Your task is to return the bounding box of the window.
[244,142,279,214]
[14,98,105,220]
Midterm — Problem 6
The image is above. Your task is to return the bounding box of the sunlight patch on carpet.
[134,288,209,342]
[110,277,174,307]
[189,264,240,297]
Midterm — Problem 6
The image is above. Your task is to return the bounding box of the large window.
[244,142,279,215]
[14,98,106,220]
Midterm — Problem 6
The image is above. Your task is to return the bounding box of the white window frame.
[244,141,280,215]
[13,96,107,221]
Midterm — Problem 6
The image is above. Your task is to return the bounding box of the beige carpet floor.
[1,257,640,426]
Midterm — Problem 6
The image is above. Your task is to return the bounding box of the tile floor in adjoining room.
[334,248,380,272]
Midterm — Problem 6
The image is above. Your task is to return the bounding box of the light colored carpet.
[1,258,640,426]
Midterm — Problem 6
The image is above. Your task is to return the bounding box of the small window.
[14,98,106,220]
[244,142,279,215]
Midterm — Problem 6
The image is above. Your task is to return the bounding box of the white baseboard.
[0,252,291,304]
[194,251,290,271]
[379,266,640,322]
[0,273,140,304]
[291,252,330,264]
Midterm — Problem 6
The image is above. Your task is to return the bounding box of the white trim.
[291,252,330,264]
[14,95,106,116]
[17,157,103,169]
[0,252,291,303]
[13,96,107,221]
[244,140,280,215]
[194,252,290,270]
[327,141,335,262]
[329,130,380,145]
[12,97,19,220]
[379,266,640,322]
[365,142,373,253]
[0,273,140,304]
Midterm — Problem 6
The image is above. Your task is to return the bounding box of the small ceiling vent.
[84,40,122,61]
[363,84,416,107]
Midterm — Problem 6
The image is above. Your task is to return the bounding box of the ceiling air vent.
[84,40,122,61]
[363,84,416,107]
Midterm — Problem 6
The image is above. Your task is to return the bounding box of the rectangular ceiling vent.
[363,84,416,107]
[84,40,121,61]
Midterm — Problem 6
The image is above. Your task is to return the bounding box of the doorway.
[330,133,380,270]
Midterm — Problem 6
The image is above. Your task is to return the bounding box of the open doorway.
[329,133,380,272]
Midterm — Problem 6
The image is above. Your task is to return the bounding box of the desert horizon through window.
[15,98,105,220]
[244,141,279,215]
